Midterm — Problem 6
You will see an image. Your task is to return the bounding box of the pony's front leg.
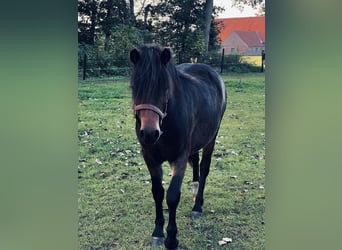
[148,165,165,247]
[164,159,187,250]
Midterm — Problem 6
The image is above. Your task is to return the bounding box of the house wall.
[245,46,265,56]
[222,32,265,56]
[222,32,248,54]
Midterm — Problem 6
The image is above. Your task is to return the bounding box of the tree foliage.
[151,0,206,63]
[143,0,222,63]
[231,0,265,15]
[78,0,100,45]
[78,0,223,76]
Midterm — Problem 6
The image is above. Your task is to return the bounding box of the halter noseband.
[134,104,167,119]
[134,102,168,125]
[134,90,170,125]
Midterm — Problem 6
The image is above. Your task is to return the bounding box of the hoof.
[165,238,179,250]
[151,237,164,247]
[191,211,202,220]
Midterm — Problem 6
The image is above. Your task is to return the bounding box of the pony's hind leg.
[188,152,200,201]
[192,138,216,220]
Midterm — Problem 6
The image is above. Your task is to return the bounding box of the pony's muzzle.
[139,127,162,145]
[136,109,163,145]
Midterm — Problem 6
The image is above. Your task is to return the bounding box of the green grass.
[78,73,265,249]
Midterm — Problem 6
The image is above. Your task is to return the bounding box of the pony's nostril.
[139,128,161,145]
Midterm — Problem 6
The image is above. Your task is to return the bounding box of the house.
[215,16,265,55]
[223,30,265,55]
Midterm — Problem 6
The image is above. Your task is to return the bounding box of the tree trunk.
[104,0,112,51]
[89,0,98,45]
[203,0,213,59]
[129,0,136,24]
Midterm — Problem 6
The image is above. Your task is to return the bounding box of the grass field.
[78,73,265,249]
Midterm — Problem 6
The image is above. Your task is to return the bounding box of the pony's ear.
[130,48,140,64]
[160,48,171,65]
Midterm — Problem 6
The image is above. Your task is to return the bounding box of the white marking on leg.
[192,181,199,202]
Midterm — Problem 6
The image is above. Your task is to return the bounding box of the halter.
[134,86,170,126]
[134,99,168,125]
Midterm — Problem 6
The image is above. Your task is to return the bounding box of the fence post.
[220,48,225,74]
[261,50,265,72]
[82,53,87,80]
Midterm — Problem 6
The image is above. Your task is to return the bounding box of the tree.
[151,0,222,63]
[203,0,213,59]
[129,0,136,24]
[78,0,223,77]
[203,1,223,61]
[256,2,265,16]
[99,24,143,67]
[231,0,265,14]
[98,0,129,51]
[78,0,131,46]
[78,0,100,45]
[78,0,143,77]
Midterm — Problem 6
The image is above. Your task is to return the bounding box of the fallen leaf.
[113,238,119,245]
[218,240,226,246]
[231,150,239,156]
[256,154,264,160]
[244,180,253,185]
[99,172,108,178]
[222,237,232,243]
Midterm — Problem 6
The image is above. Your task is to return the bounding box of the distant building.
[215,16,265,55]
[223,30,265,55]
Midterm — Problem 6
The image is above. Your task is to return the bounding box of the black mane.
[130,44,177,105]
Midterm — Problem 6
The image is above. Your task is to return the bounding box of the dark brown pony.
[130,44,226,249]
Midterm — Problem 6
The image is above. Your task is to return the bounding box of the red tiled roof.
[232,30,265,46]
[215,16,265,43]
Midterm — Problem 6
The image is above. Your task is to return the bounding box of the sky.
[214,0,259,18]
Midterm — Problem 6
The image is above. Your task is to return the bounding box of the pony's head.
[130,44,173,145]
